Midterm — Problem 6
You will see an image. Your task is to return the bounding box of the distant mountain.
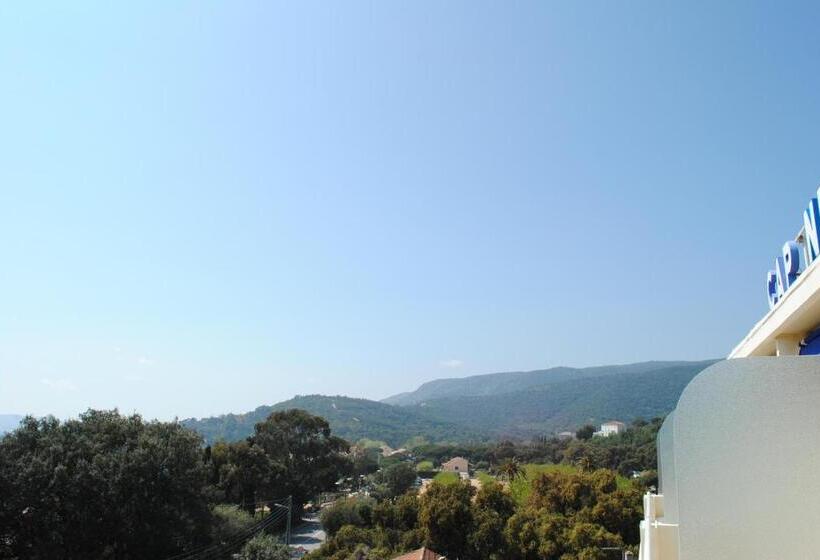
[183,360,719,446]
[182,395,481,447]
[0,414,24,435]
[399,362,718,437]
[382,361,716,406]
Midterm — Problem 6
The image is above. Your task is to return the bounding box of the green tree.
[211,504,257,544]
[237,409,351,514]
[351,445,381,484]
[320,496,375,536]
[575,425,596,441]
[217,440,278,513]
[236,533,291,560]
[0,410,211,560]
[373,462,417,499]
[419,481,475,559]
[499,458,524,482]
[470,482,516,559]
[373,493,420,532]
[504,509,567,560]
[562,522,623,560]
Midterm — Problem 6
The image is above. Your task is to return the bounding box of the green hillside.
[382,360,716,406]
[182,395,480,447]
[405,362,717,437]
[183,360,718,446]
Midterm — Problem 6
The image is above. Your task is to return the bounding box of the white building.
[639,186,820,560]
[594,420,626,437]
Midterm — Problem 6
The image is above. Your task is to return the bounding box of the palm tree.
[499,458,524,482]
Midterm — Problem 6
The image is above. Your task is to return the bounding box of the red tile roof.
[391,547,445,560]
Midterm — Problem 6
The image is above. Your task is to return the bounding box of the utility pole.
[285,495,292,545]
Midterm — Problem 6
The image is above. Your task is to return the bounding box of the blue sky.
[3,1,820,419]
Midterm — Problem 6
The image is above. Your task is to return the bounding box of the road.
[290,515,326,553]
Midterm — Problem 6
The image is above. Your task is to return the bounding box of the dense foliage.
[320,497,376,537]
[0,408,351,560]
[312,494,423,560]
[411,418,663,480]
[0,400,660,560]
[235,534,291,560]
[0,411,211,559]
[211,504,258,544]
[308,421,660,559]
[310,472,641,560]
[371,462,417,500]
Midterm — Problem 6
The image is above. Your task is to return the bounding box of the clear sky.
[3,1,820,420]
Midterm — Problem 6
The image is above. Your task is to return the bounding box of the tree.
[501,468,642,560]
[351,445,381,485]
[373,492,420,533]
[217,440,278,513]
[235,533,291,560]
[320,496,375,536]
[576,425,596,441]
[470,482,516,559]
[562,522,623,560]
[211,504,257,544]
[505,509,567,560]
[0,410,211,560]
[419,481,475,559]
[237,409,351,514]
[373,462,417,499]
[499,458,524,482]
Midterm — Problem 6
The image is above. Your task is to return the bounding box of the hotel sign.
[767,188,820,309]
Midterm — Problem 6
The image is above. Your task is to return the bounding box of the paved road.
[290,515,325,552]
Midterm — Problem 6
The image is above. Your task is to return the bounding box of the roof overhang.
[730,257,820,358]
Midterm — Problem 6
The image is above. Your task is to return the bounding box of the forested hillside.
[184,361,718,446]
[182,395,481,447]
[404,362,715,437]
[383,360,717,405]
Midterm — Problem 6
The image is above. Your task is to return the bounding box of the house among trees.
[594,420,626,437]
[441,456,468,474]
[392,547,445,560]
[557,431,576,440]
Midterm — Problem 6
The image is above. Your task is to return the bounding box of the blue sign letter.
[768,269,778,309]
[803,196,820,265]
[783,240,801,285]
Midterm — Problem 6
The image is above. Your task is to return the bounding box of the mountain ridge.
[182,359,719,446]
[381,360,717,406]
[182,395,481,447]
[402,362,718,437]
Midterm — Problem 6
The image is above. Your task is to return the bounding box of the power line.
[162,497,292,560]
[188,510,288,560]
[175,510,287,560]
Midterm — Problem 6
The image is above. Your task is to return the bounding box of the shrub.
[211,504,256,544]
[236,533,290,560]
[320,497,377,536]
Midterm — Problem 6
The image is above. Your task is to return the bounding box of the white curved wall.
[648,357,820,559]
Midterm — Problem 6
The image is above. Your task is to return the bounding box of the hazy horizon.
[3,357,720,420]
